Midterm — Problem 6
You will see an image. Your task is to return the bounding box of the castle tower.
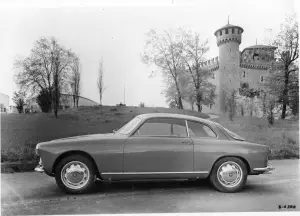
[214,23,244,113]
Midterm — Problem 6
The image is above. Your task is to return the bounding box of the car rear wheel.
[209,157,248,193]
[55,154,96,194]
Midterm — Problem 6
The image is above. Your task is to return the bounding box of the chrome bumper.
[34,166,44,173]
[253,165,275,174]
[34,158,44,173]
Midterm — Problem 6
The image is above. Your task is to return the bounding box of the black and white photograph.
[0,0,299,215]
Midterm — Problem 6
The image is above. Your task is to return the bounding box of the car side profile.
[35,113,274,194]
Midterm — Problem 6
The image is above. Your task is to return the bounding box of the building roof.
[0,92,9,98]
[243,45,277,50]
[214,23,244,36]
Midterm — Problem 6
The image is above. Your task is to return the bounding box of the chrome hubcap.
[61,161,90,189]
[217,161,243,188]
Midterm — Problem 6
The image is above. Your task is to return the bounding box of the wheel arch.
[52,150,101,178]
[210,155,251,175]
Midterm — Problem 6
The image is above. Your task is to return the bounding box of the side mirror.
[113,129,118,133]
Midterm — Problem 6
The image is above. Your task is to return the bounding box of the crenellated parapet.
[200,56,219,71]
[214,24,244,47]
[217,34,242,46]
[240,61,283,70]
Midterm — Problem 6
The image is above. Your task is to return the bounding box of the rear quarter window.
[187,121,217,138]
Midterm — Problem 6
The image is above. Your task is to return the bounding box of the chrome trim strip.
[185,120,190,137]
[102,171,209,175]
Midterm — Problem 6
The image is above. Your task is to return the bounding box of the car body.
[35,113,274,193]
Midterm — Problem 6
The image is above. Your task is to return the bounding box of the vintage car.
[35,113,274,194]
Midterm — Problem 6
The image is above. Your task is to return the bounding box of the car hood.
[36,133,127,151]
[49,133,120,142]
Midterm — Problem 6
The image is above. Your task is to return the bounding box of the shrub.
[1,146,39,163]
[110,108,118,112]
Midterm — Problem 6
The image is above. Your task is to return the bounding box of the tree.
[12,90,26,113]
[267,95,276,125]
[162,75,181,109]
[139,102,145,107]
[289,71,299,116]
[70,56,81,107]
[14,37,75,117]
[180,29,215,112]
[36,89,52,113]
[97,59,105,106]
[142,29,185,109]
[268,15,299,119]
[239,85,260,116]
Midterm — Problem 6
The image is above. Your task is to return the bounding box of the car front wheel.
[55,154,96,194]
[209,157,248,193]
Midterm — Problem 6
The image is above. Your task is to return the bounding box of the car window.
[187,121,217,138]
[136,118,187,137]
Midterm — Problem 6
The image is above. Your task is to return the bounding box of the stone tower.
[214,23,244,113]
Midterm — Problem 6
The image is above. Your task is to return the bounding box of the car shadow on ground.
[92,179,213,194]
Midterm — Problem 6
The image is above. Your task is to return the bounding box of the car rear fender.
[209,155,251,175]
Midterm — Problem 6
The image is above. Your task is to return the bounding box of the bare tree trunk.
[174,81,183,109]
[281,69,289,119]
[196,92,202,112]
[54,81,58,118]
[54,61,59,119]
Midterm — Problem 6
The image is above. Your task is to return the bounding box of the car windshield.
[215,123,245,141]
[117,117,142,135]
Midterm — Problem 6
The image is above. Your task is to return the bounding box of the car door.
[123,117,194,179]
[187,120,221,173]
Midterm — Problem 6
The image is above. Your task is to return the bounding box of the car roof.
[136,113,215,125]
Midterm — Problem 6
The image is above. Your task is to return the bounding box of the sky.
[0,0,297,107]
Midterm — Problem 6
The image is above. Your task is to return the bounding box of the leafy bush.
[1,146,39,163]
[110,108,118,111]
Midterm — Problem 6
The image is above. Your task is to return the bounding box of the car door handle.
[181,141,192,144]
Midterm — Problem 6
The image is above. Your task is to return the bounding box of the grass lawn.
[212,116,299,159]
[1,106,299,163]
[1,105,209,152]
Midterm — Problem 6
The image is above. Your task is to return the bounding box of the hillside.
[1,105,209,149]
[212,116,299,159]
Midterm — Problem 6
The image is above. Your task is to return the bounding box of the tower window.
[212,73,215,79]
[225,29,228,34]
[243,71,246,77]
[260,76,264,82]
[220,30,222,36]
[209,104,212,109]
